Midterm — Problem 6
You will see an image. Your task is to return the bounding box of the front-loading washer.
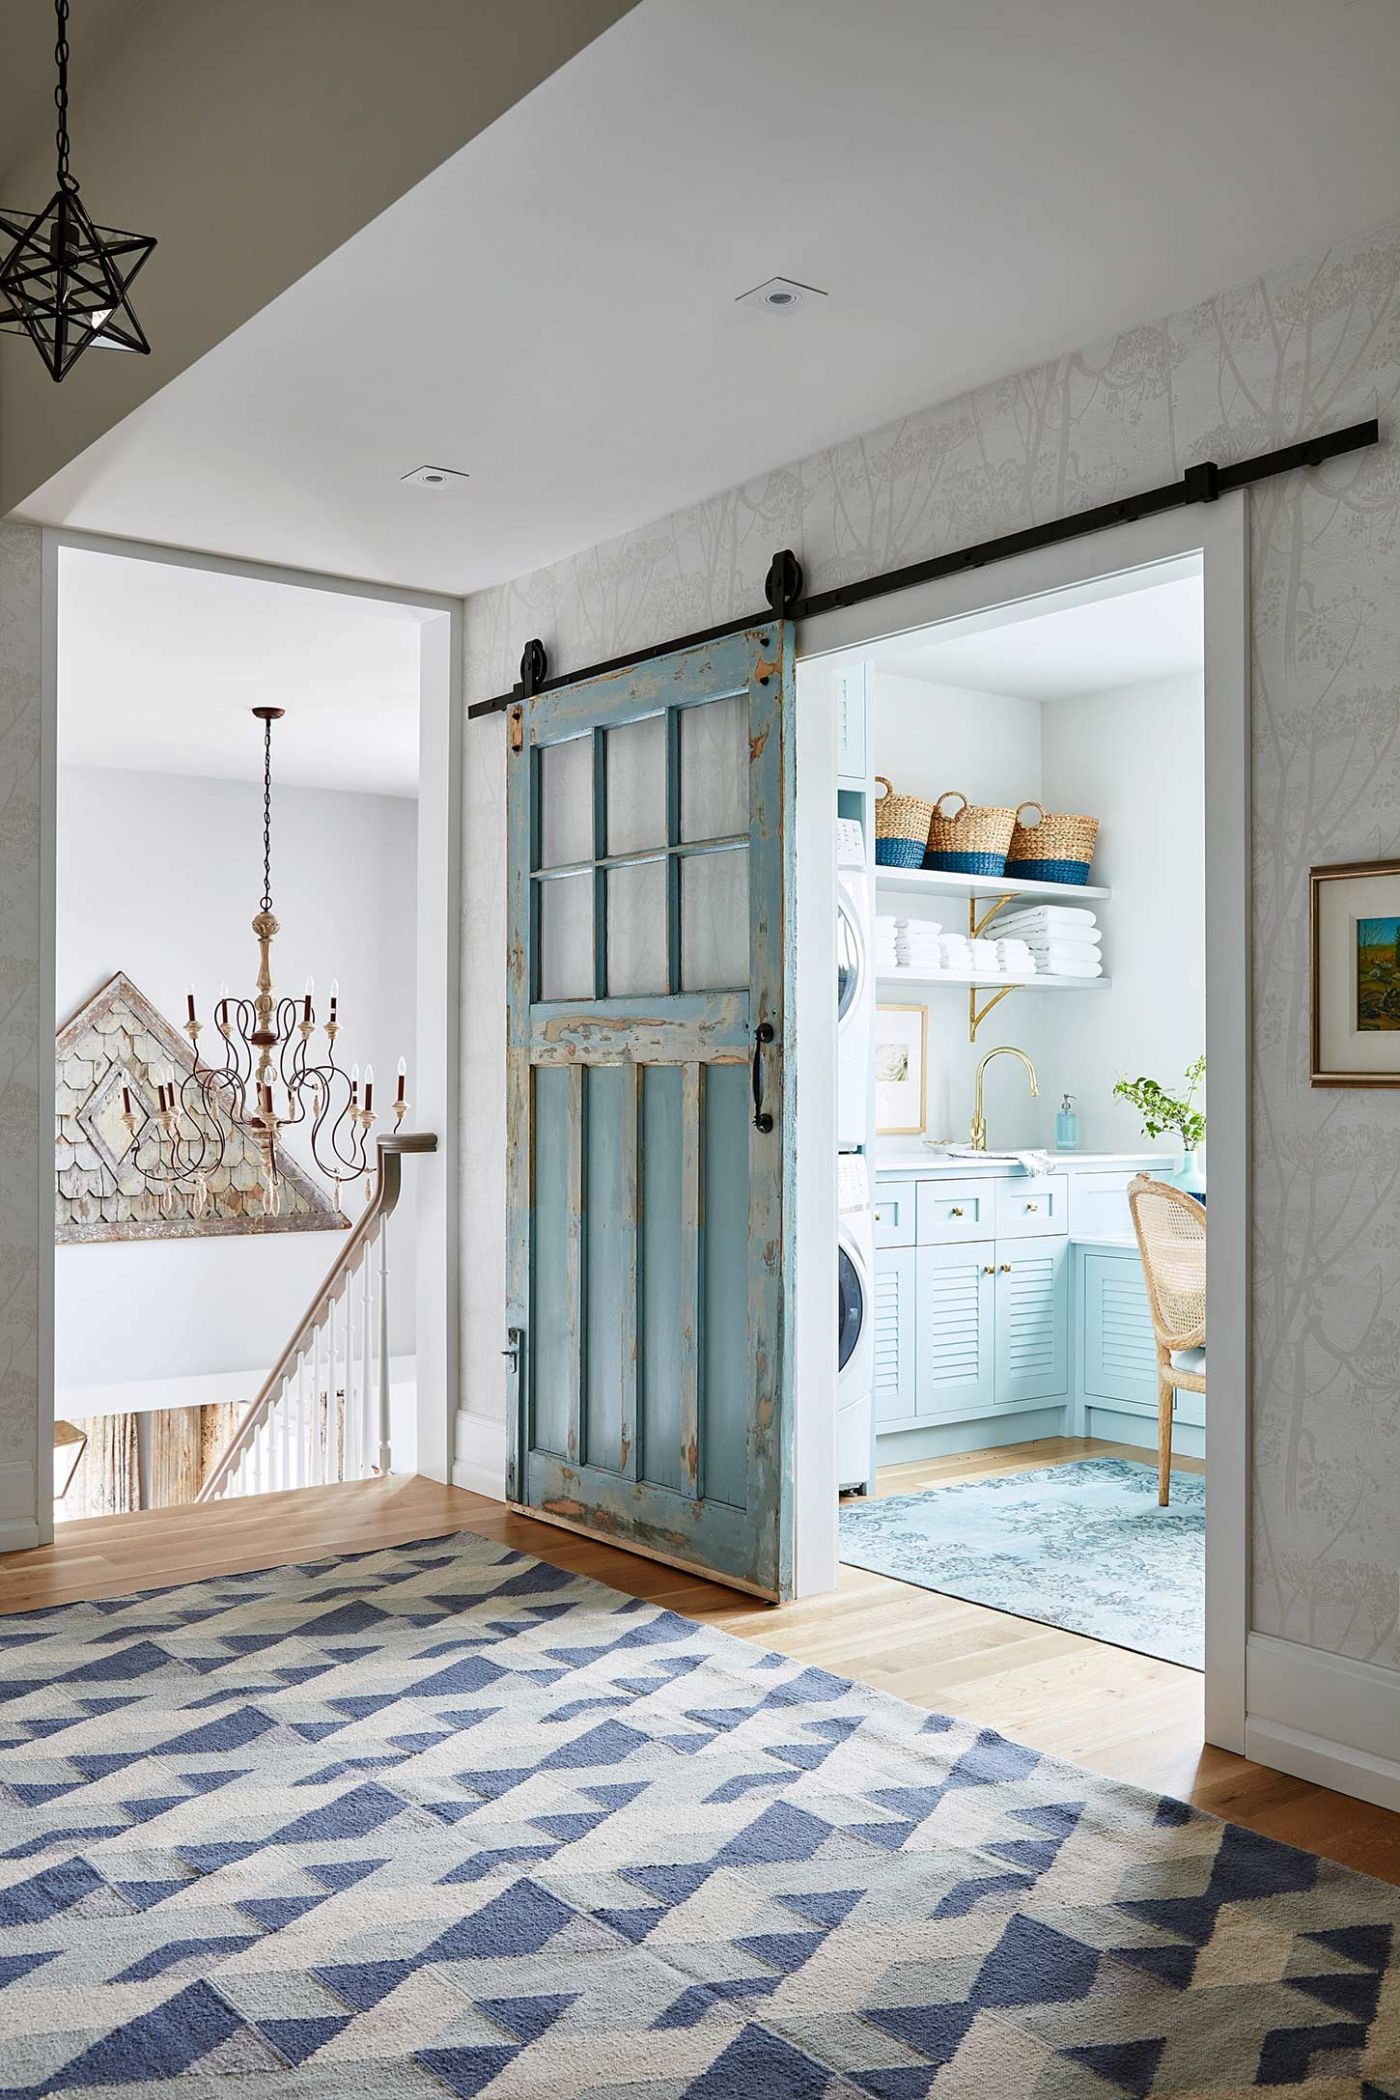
[836,817,873,1151]
[837,1152,875,1495]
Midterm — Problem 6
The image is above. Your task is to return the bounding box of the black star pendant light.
[0,0,156,381]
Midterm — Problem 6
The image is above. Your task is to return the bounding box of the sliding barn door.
[505,625,795,1598]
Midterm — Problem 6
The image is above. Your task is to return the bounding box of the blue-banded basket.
[924,791,1015,878]
[1005,801,1099,886]
[873,777,934,869]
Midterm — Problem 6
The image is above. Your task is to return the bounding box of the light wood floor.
[4,1444,1397,1886]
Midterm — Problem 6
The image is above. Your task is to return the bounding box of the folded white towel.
[1034,954,1103,978]
[996,905,1098,933]
[1023,935,1101,957]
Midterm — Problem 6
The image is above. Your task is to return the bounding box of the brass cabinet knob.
[983,1264,995,1274]
[1026,1201,1039,1211]
[950,1206,964,1217]
[1000,1262,1012,1272]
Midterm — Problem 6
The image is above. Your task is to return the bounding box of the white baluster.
[377,1214,391,1476]
[303,1338,315,1488]
[271,1377,283,1494]
[360,1239,375,1478]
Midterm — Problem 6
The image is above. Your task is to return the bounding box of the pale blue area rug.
[839,1456,1205,1669]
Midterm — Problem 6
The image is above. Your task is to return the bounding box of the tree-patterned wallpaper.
[464,215,1400,1670]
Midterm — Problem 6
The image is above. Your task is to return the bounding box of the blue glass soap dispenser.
[1056,1093,1080,1152]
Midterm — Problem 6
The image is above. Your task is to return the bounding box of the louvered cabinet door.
[992,1238,1069,1407]
[914,1242,995,1419]
[873,1247,915,1427]
[1079,1248,1159,1412]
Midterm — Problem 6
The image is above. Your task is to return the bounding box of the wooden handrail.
[196,1133,437,1502]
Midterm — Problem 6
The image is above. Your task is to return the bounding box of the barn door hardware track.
[466,418,1378,719]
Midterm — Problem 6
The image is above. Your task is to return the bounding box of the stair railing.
[197,1132,436,1503]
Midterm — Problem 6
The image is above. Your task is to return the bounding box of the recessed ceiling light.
[401,463,469,487]
[735,276,827,315]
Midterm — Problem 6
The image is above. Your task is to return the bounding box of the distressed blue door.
[505,626,795,1598]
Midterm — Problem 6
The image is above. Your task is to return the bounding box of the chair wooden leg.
[1157,1374,1174,1505]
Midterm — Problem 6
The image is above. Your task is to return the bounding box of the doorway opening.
[793,497,1247,1757]
[44,538,458,1527]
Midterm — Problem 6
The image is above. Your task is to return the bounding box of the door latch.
[502,1326,522,1375]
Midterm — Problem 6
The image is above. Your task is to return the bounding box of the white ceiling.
[19,0,1400,595]
[57,550,425,795]
[880,574,1204,702]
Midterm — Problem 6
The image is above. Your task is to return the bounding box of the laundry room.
[822,555,1210,1678]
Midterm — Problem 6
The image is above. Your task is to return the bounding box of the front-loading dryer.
[836,817,873,1150]
[837,1152,875,1495]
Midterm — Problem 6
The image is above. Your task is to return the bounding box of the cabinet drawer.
[916,1179,994,1244]
[994,1174,1067,1238]
[873,1181,915,1247]
[1067,1169,1138,1239]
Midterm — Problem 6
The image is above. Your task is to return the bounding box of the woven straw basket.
[924,791,1016,878]
[1007,801,1099,885]
[874,776,935,869]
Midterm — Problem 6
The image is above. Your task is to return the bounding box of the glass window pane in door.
[607,858,667,997]
[538,873,594,1001]
[680,693,748,843]
[681,847,748,991]
[605,715,667,856]
[538,735,593,869]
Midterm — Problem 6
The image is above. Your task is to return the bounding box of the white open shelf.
[877,972,1110,993]
[875,866,1109,904]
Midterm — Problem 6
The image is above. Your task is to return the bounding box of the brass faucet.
[970,1045,1039,1151]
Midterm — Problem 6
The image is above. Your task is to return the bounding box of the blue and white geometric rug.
[839,1458,1205,1669]
[1,1527,1396,2096]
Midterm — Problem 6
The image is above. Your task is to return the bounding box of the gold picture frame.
[1310,858,1400,1086]
[875,1003,928,1134]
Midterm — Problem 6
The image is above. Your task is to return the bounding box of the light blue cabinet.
[915,1243,997,1419]
[871,1166,1197,1459]
[873,1248,915,1427]
[993,1238,1069,1406]
[1075,1242,1204,1439]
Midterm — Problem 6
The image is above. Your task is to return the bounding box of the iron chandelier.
[0,0,156,381]
[129,707,409,1219]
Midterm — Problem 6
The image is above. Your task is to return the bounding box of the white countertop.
[873,1149,1173,1178]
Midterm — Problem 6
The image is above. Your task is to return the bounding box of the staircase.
[197,1134,436,1503]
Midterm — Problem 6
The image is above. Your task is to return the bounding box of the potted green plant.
[1113,1055,1206,1195]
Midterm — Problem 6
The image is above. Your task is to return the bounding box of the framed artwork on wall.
[1311,858,1400,1085]
[875,1003,927,1134]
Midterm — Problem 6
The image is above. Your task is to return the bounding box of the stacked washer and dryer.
[835,816,876,1494]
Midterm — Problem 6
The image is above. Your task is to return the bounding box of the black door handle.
[752,1021,775,1132]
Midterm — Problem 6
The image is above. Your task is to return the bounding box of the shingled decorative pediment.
[56,972,348,1244]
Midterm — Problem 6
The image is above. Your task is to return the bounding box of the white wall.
[1038,674,1205,1152]
[0,522,45,1549]
[873,675,1053,1152]
[55,766,418,1412]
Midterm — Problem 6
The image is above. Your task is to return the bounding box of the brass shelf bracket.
[967,893,1019,1040]
[969,983,1017,1042]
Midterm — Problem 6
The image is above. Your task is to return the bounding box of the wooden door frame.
[36,528,463,1535]
[795,497,1250,1753]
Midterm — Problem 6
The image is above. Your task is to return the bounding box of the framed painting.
[1311,859,1400,1085]
[875,1002,927,1134]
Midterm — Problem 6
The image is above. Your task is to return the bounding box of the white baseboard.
[451,1411,508,1501]
[1246,1632,1400,1813]
[0,1517,41,1553]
